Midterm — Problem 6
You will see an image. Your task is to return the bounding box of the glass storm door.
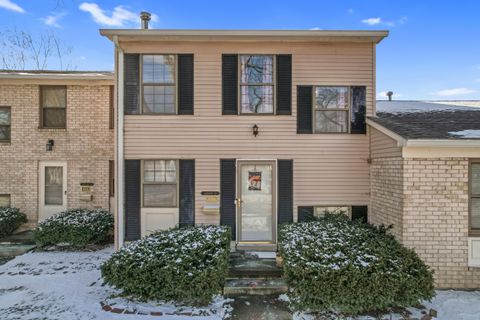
[39,161,67,221]
[237,160,276,243]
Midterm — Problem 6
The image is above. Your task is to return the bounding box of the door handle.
[234,198,243,207]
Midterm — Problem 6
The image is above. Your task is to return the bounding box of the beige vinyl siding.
[370,127,402,158]
[122,41,374,225]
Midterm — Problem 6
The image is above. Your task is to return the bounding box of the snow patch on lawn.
[0,247,232,319]
[289,290,480,320]
[448,130,480,138]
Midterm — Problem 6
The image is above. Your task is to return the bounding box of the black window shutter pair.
[124,159,195,241]
[123,54,194,115]
[222,54,292,115]
[296,86,367,134]
[220,159,294,240]
[297,205,368,223]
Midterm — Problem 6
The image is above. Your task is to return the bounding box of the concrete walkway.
[230,295,292,320]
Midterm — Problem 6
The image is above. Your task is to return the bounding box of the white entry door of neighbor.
[39,161,68,221]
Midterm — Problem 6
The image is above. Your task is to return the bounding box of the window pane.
[143,184,177,207]
[472,164,480,195]
[42,87,66,108]
[314,206,350,218]
[240,85,274,114]
[45,167,63,205]
[142,55,175,84]
[240,55,273,84]
[315,110,348,133]
[0,126,10,141]
[143,85,176,114]
[0,195,10,208]
[165,160,177,182]
[472,198,480,229]
[0,108,10,125]
[43,108,66,128]
[315,87,349,109]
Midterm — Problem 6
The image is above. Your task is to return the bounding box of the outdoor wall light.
[252,124,259,137]
[46,139,54,151]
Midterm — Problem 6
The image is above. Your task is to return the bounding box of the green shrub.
[0,208,27,238]
[101,225,231,304]
[279,214,435,315]
[34,208,113,246]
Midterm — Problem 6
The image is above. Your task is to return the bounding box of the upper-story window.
[142,55,176,114]
[0,107,11,142]
[40,86,66,128]
[471,161,480,236]
[240,55,274,114]
[314,86,349,133]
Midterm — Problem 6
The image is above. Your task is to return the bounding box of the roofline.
[99,29,389,44]
[0,71,114,81]
[366,118,480,148]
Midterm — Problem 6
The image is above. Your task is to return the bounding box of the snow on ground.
[0,247,231,319]
[285,291,480,320]
[448,129,480,138]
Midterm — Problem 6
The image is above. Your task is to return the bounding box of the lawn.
[0,248,479,319]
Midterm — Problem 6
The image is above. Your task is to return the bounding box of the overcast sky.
[1,0,479,100]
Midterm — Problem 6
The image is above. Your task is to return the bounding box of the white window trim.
[313,85,351,134]
[141,159,179,208]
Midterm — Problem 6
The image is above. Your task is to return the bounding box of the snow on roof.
[448,130,480,139]
[376,100,478,114]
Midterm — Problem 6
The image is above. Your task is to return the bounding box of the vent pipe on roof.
[387,91,393,101]
[140,11,151,29]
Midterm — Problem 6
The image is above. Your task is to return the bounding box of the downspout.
[114,35,125,249]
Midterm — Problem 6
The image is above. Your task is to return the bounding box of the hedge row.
[101,225,231,304]
[279,214,435,315]
[0,207,27,238]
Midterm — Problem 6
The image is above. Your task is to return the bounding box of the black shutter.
[220,159,236,240]
[222,54,238,115]
[178,54,194,115]
[124,54,140,115]
[179,159,195,227]
[351,86,367,134]
[351,206,368,223]
[297,86,313,134]
[278,160,293,226]
[125,160,141,240]
[297,206,314,222]
[276,55,292,115]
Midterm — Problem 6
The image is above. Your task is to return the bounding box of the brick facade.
[402,158,480,289]
[370,128,480,289]
[0,82,114,228]
[370,157,404,240]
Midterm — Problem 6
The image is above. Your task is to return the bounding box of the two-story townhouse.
[0,70,115,228]
[100,25,388,250]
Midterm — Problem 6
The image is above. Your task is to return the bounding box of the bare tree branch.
[0,28,75,70]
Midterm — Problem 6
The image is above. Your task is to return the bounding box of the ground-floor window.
[142,160,178,207]
[470,160,480,236]
[0,194,10,207]
[314,206,351,218]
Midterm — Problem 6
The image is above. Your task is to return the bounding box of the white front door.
[39,161,67,221]
[237,160,276,244]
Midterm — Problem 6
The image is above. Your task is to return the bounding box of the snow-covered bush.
[279,214,435,315]
[101,225,231,304]
[0,207,27,238]
[34,209,113,246]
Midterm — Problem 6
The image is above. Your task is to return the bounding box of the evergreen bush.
[0,207,27,238]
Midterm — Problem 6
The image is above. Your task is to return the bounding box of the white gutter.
[114,35,125,249]
[367,118,480,148]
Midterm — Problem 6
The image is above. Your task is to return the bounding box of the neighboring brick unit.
[402,158,480,288]
[0,77,114,228]
[370,126,480,289]
[370,157,403,240]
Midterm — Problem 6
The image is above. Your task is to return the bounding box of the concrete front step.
[0,231,35,245]
[228,259,283,278]
[0,244,36,257]
[224,278,288,297]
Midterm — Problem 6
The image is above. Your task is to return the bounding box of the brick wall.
[402,158,480,289]
[370,157,404,240]
[0,83,114,228]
